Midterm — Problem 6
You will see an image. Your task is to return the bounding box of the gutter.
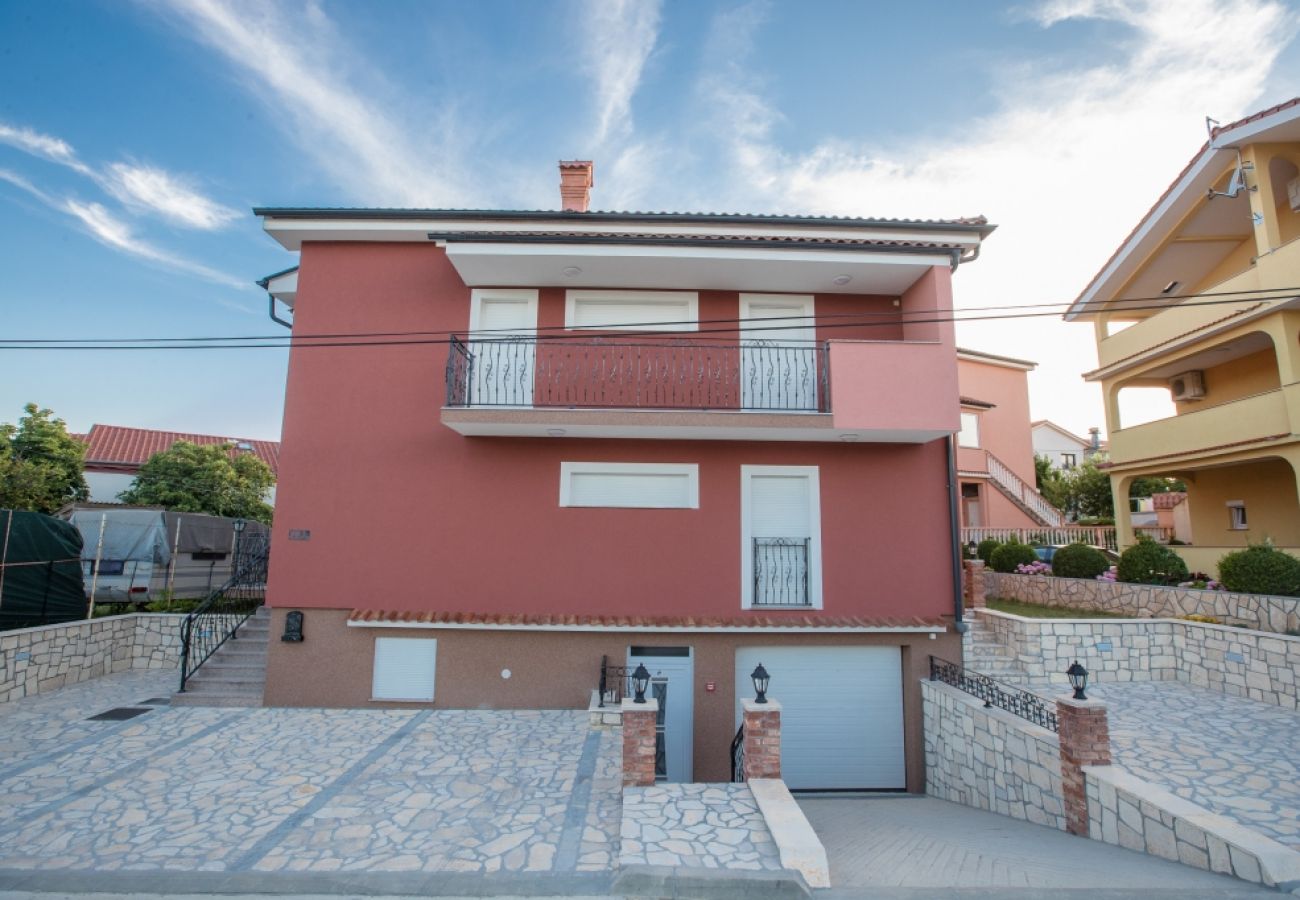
[946,435,968,633]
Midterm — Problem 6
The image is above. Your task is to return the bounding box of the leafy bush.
[1217,544,1300,597]
[1116,538,1189,585]
[975,538,1002,563]
[1077,517,1115,526]
[1050,543,1110,579]
[989,541,1039,573]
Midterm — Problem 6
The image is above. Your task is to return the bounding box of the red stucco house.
[254,162,994,788]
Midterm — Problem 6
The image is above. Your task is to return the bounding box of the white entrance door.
[469,289,538,406]
[740,294,818,411]
[630,648,694,782]
[735,646,905,790]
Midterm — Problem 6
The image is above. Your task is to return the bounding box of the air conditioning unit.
[1289,176,1300,212]
[1169,370,1206,402]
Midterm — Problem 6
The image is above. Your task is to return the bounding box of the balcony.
[441,335,957,442]
[1108,388,1292,469]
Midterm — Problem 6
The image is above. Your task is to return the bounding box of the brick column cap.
[742,698,782,713]
[1057,696,1107,712]
[965,559,986,569]
[621,698,659,713]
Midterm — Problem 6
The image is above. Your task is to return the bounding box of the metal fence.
[177,538,269,693]
[731,724,746,783]
[752,537,811,607]
[929,656,1059,732]
[446,336,830,412]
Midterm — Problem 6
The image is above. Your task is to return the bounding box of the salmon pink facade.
[255,170,995,788]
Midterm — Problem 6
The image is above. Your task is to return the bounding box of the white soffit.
[442,243,944,294]
[266,269,298,308]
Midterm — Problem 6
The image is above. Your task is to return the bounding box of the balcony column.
[1111,473,1136,550]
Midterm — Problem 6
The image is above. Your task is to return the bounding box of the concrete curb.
[748,779,831,888]
[613,864,810,900]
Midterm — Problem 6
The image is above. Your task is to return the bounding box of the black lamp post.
[1067,660,1089,700]
[751,663,770,704]
[631,663,651,704]
[967,540,978,560]
[232,518,246,576]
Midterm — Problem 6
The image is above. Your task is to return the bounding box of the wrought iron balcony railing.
[753,537,812,607]
[446,335,830,413]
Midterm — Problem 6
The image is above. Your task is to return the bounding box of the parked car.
[1033,544,1120,564]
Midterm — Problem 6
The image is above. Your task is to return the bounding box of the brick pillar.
[1057,696,1112,836]
[742,699,782,781]
[964,559,987,609]
[621,698,658,788]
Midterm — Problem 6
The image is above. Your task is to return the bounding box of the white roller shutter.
[561,463,699,509]
[735,646,905,790]
[372,638,437,701]
[749,475,811,536]
[566,291,697,331]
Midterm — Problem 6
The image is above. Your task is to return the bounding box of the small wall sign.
[705,681,716,692]
[288,529,311,541]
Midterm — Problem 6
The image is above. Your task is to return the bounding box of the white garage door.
[735,646,905,790]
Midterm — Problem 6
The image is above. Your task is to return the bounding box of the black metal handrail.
[445,336,830,412]
[929,656,1058,732]
[598,654,633,707]
[753,537,811,607]
[731,724,746,782]
[177,540,269,693]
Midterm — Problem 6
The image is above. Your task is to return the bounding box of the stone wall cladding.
[975,609,1300,711]
[0,614,184,703]
[985,571,1300,635]
[922,679,1066,830]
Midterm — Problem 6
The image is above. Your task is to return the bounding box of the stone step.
[172,689,262,708]
[187,669,266,687]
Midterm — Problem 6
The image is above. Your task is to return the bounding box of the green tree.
[1070,460,1115,519]
[0,404,88,514]
[1129,475,1187,497]
[1034,454,1054,491]
[118,441,274,522]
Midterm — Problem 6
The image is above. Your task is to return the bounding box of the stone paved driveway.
[1088,681,1300,850]
[0,671,621,875]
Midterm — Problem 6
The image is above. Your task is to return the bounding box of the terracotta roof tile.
[79,425,279,476]
[1082,302,1267,378]
[347,609,946,630]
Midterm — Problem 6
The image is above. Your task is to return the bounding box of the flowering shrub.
[989,541,1039,573]
[1015,561,1053,575]
[1095,566,1118,583]
[1180,614,1222,624]
[1177,572,1225,591]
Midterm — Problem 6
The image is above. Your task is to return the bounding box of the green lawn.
[986,598,1124,619]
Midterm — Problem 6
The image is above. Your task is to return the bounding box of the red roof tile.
[79,425,279,476]
[346,609,946,630]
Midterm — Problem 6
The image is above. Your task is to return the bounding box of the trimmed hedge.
[1051,543,1110,579]
[1217,544,1300,597]
[976,538,1002,563]
[1117,538,1188,585]
[988,541,1038,573]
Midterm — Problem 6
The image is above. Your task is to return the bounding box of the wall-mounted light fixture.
[282,610,305,643]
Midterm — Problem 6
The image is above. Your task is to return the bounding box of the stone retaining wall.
[922,679,1066,830]
[985,572,1300,635]
[0,614,184,702]
[977,609,1299,711]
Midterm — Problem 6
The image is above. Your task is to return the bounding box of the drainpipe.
[267,293,292,329]
[946,435,968,634]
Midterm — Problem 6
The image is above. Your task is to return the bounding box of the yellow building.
[1067,98,1300,576]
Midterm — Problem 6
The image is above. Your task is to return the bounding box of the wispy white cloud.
[149,0,473,207]
[693,0,1298,434]
[582,0,663,145]
[0,120,239,229]
[0,167,248,290]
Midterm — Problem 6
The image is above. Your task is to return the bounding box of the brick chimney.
[559,160,594,212]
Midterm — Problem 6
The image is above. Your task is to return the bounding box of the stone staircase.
[961,614,1027,684]
[171,606,269,707]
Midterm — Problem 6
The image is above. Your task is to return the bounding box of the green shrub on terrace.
[1050,542,1110,579]
[1116,537,1188,585]
[1217,543,1300,597]
[976,538,1003,563]
[988,541,1038,573]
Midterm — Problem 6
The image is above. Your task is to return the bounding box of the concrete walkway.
[799,795,1275,894]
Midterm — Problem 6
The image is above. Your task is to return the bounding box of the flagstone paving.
[1088,681,1300,850]
[0,671,623,874]
[619,783,782,871]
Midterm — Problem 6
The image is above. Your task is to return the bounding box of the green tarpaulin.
[0,510,86,630]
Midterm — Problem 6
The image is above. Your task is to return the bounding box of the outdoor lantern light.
[281,610,304,643]
[751,663,770,704]
[631,663,651,703]
[967,540,978,559]
[232,518,247,534]
[1067,660,1089,700]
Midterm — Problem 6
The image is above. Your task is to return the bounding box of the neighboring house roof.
[348,609,947,632]
[956,347,1037,371]
[960,396,996,409]
[1151,491,1188,510]
[79,425,280,476]
[1031,420,1095,448]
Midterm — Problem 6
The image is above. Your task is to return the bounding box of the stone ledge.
[614,863,810,900]
[748,779,830,889]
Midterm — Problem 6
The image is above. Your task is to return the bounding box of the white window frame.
[1227,500,1248,530]
[740,465,823,610]
[559,462,700,509]
[958,412,981,448]
[469,288,538,334]
[564,290,698,331]
[371,637,437,702]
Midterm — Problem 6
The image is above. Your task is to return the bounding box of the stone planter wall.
[922,679,1066,830]
[0,614,185,703]
[984,572,1300,635]
[976,609,1299,711]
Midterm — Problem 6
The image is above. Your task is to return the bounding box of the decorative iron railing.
[444,336,830,412]
[598,654,633,707]
[177,539,269,693]
[753,537,811,607]
[731,724,746,782]
[929,656,1059,732]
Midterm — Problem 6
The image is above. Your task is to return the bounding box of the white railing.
[963,526,1117,551]
[984,453,1065,527]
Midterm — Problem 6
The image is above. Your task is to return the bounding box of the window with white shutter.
[565,291,698,331]
[560,462,699,509]
[741,466,822,609]
[372,638,437,701]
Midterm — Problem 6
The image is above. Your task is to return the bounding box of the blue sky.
[2,0,1299,441]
